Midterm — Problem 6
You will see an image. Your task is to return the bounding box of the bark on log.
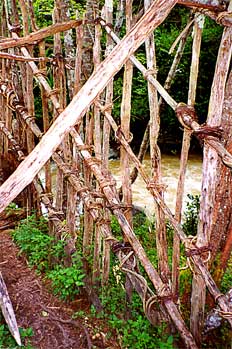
[0,20,86,50]
[178,0,228,11]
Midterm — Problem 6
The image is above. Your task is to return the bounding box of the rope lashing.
[185,244,212,258]
[193,125,223,142]
[45,88,61,98]
[33,69,47,78]
[112,243,175,324]
[216,11,232,25]
[147,180,167,192]
[116,248,159,325]
[63,169,79,180]
[218,310,232,319]
[175,102,198,130]
[95,216,111,226]
[143,68,158,78]
[115,126,133,144]
[0,81,18,111]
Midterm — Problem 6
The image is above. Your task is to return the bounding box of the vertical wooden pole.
[101,0,114,284]
[92,17,102,283]
[190,2,232,342]
[173,14,204,299]
[120,0,133,228]
[145,0,170,283]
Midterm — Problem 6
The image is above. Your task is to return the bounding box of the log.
[0,272,21,346]
[178,0,228,11]
[0,0,177,214]
[0,20,85,50]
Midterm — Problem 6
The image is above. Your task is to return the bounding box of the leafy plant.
[182,194,200,235]
[12,215,85,301]
[47,260,85,300]
[12,215,55,272]
[0,318,34,349]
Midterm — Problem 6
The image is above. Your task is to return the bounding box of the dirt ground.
[0,230,120,349]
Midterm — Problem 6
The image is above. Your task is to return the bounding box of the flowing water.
[40,153,202,218]
[109,153,202,218]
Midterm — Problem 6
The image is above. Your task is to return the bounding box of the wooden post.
[190,2,232,342]
[173,13,204,299]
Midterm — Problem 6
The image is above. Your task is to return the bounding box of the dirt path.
[0,230,119,349]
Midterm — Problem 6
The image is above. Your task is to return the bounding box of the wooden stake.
[0,272,21,346]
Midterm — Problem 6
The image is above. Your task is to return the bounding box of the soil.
[0,230,120,349]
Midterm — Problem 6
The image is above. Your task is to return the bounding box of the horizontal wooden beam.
[0,20,85,50]
[178,0,228,11]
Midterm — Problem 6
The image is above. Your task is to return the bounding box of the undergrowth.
[12,215,85,300]
[8,196,232,349]
[0,314,34,348]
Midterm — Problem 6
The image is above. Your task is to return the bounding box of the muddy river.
[109,153,202,218]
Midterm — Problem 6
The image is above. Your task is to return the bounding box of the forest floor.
[0,230,120,349]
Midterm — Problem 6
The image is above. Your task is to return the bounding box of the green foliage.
[114,315,174,349]
[0,317,34,349]
[182,194,200,235]
[102,216,177,348]
[100,280,175,349]
[12,215,60,273]
[221,257,232,293]
[5,202,21,213]
[47,256,85,300]
[33,0,54,27]
[12,215,85,301]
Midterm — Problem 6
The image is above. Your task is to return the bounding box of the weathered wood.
[92,17,102,283]
[0,52,50,61]
[190,3,232,341]
[120,0,133,227]
[210,66,232,280]
[145,0,170,283]
[0,272,21,346]
[0,0,177,212]
[101,0,114,285]
[178,0,227,11]
[0,20,87,50]
[52,151,160,322]
[104,23,232,171]
[70,128,198,349]
[98,101,232,328]
[173,14,204,299]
